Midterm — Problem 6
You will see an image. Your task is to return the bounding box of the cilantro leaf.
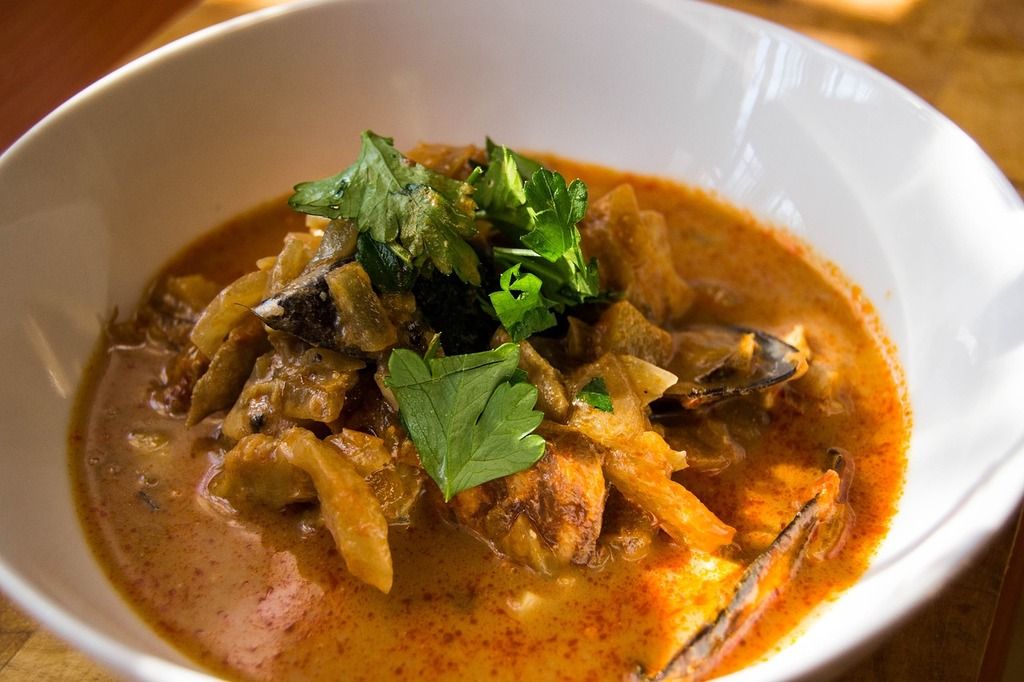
[473,144,528,228]
[520,169,587,261]
[474,142,601,316]
[489,264,558,342]
[386,343,546,501]
[576,377,613,412]
[473,140,545,232]
[486,137,543,180]
[355,233,416,293]
[520,169,600,301]
[289,131,481,285]
[493,246,599,308]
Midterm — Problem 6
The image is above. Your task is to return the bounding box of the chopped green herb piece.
[520,168,599,300]
[485,137,543,180]
[474,145,529,229]
[289,131,481,285]
[520,169,587,262]
[386,343,546,501]
[489,264,558,342]
[492,247,599,308]
[577,377,613,413]
[355,233,416,293]
[475,142,601,313]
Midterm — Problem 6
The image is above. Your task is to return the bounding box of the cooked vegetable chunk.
[324,262,398,352]
[280,427,393,593]
[593,300,675,367]
[120,273,221,350]
[191,270,270,358]
[211,433,316,509]
[266,232,318,294]
[327,428,425,525]
[603,445,735,553]
[151,343,208,417]
[493,328,571,422]
[187,316,269,426]
[600,489,658,561]
[569,353,685,471]
[162,274,221,316]
[406,142,483,181]
[567,353,734,551]
[580,184,694,324]
[222,333,363,440]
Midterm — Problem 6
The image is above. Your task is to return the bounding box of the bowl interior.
[1,0,1023,679]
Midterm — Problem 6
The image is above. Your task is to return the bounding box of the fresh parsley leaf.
[386,343,546,501]
[355,233,416,293]
[519,168,599,302]
[474,140,548,232]
[492,246,599,308]
[474,142,601,316]
[289,131,481,285]
[474,145,528,228]
[577,377,613,413]
[485,137,543,180]
[520,169,587,261]
[489,264,558,342]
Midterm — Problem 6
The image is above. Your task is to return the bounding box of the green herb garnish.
[386,343,546,501]
[488,264,558,342]
[473,141,601,336]
[283,134,614,494]
[355,233,416,293]
[290,131,481,285]
[492,247,599,308]
[520,168,588,261]
[576,377,614,413]
[488,137,543,179]
[473,144,530,229]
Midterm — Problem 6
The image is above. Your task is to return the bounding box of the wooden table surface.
[1,0,1023,680]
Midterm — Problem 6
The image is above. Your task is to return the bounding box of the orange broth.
[71,157,907,680]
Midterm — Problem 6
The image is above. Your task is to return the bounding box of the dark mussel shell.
[663,325,804,409]
[636,451,851,682]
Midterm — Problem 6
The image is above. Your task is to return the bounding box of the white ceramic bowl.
[2,0,1023,679]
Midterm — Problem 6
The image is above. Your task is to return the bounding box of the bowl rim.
[1,0,1022,680]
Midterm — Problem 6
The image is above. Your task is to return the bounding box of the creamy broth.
[71,156,907,680]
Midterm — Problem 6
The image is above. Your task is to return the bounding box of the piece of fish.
[449,424,607,574]
[251,259,347,349]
